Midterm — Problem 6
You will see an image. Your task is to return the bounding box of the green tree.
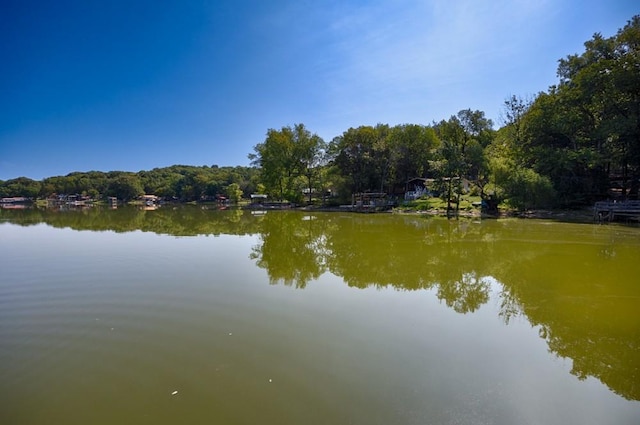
[487,111,558,210]
[520,15,640,203]
[295,125,327,203]
[0,177,41,198]
[107,173,144,201]
[430,139,465,213]
[249,124,325,202]
[388,124,439,188]
[432,110,493,212]
[330,125,391,197]
[225,183,243,203]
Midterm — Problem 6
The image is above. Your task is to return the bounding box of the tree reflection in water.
[2,206,639,400]
[249,213,328,288]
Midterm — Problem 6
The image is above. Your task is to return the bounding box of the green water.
[1,206,639,424]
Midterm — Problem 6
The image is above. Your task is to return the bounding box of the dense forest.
[0,165,259,203]
[2,16,639,209]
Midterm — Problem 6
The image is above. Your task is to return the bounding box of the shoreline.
[10,201,634,225]
[295,204,600,224]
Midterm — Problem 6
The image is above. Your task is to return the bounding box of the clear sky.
[1,0,637,181]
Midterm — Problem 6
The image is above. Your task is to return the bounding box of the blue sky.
[1,0,637,181]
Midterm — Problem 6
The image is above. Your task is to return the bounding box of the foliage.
[388,124,439,187]
[502,167,556,210]
[225,183,243,203]
[0,177,41,198]
[518,15,640,203]
[106,173,144,201]
[330,123,441,200]
[0,165,258,202]
[249,124,326,202]
[330,125,382,195]
[431,110,495,211]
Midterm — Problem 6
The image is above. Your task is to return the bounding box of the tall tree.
[457,108,494,148]
[433,110,494,212]
[249,124,325,202]
[430,138,465,213]
[388,124,439,188]
[485,96,556,210]
[522,15,640,202]
[294,124,327,203]
[330,125,391,196]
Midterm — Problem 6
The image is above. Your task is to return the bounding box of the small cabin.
[405,178,433,200]
[404,177,471,200]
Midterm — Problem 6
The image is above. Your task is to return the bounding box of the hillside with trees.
[0,165,259,203]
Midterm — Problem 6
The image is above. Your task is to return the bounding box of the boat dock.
[594,200,640,222]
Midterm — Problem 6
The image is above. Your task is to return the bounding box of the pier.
[594,200,640,222]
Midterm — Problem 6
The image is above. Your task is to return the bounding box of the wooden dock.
[594,200,640,222]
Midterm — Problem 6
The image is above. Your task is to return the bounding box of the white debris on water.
[171,390,178,395]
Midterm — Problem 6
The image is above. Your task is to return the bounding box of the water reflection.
[249,212,328,288]
[1,206,639,401]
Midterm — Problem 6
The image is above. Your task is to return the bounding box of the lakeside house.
[46,194,93,206]
[405,178,432,200]
[404,177,471,200]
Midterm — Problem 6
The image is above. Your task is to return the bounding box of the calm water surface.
[1,206,639,424]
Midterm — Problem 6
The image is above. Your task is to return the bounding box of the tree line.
[0,165,259,203]
[2,16,639,209]
[250,16,640,209]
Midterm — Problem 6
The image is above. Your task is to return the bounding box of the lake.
[1,206,639,424]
